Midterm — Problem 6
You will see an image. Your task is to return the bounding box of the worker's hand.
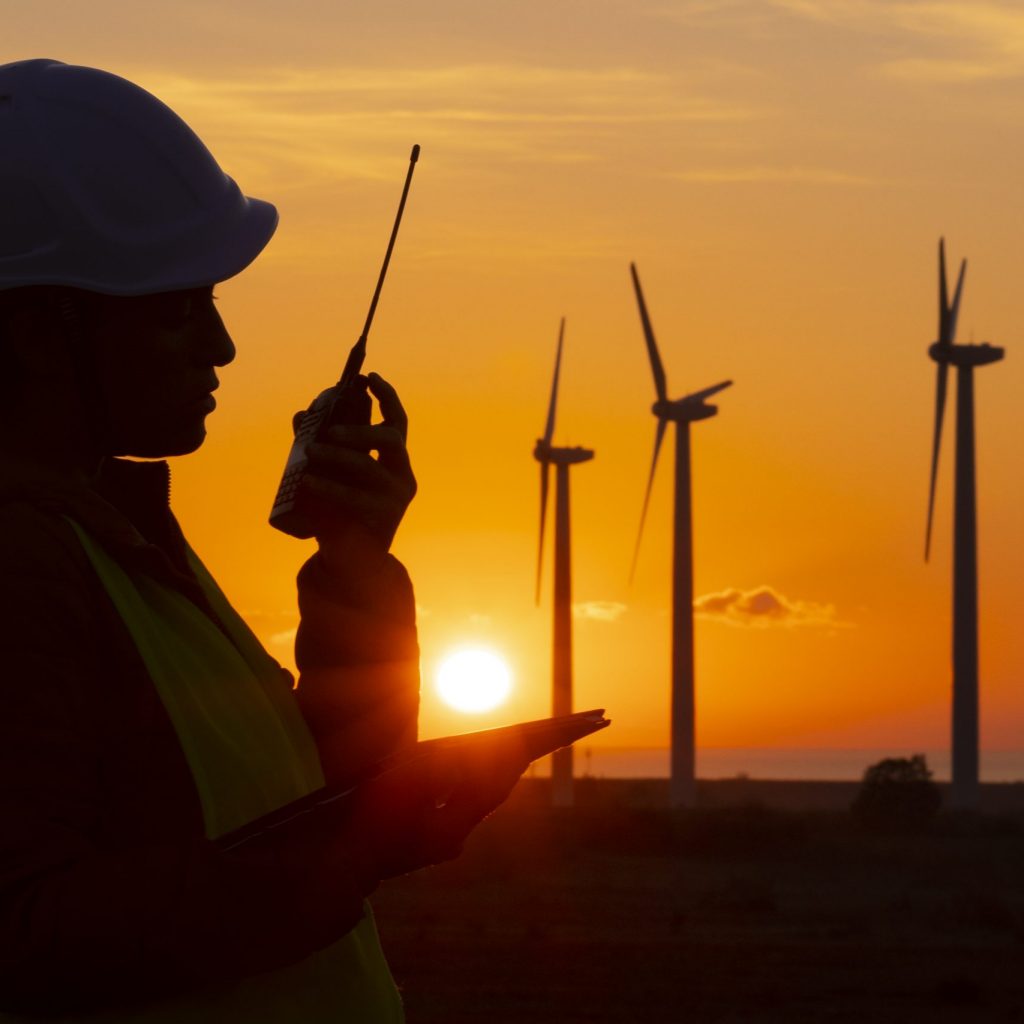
[297,373,416,573]
[339,734,531,889]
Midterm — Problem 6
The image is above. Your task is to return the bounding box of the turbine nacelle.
[928,341,1006,368]
[652,399,717,422]
[652,381,733,422]
[534,440,596,465]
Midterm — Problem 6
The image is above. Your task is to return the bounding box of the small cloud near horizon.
[694,586,848,629]
[573,600,628,622]
[241,610,297,648]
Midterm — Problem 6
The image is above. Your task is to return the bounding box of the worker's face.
[82,286,236,457]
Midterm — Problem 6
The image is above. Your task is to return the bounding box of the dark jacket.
[0,457,419,1015]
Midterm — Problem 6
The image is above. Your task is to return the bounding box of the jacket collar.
[0,454,203,599]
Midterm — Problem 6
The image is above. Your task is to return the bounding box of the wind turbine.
[924,238,1004,810]
[534,317,594,807]
[630,263,732,809]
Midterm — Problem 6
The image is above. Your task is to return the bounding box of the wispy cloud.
[880,58,1009,82]
[769,0,1024,80]
[136,64,759,185]
[573,600,628,622]
[669,165,875,185]
[661,1,1024,81]
[694,585,848,628]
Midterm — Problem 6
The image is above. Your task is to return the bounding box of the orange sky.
[8,2,1024,762]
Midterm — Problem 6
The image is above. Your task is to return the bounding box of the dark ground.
[372,778,1024,1023]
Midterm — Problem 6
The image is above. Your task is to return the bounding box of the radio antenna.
[339,144,421,385]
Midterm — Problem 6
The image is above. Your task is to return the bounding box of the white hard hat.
[0,58,277,295]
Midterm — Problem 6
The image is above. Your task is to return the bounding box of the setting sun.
[435,648,513,714]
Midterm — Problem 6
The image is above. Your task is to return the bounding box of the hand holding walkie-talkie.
[300,372,416,558]
[270,145,420,541]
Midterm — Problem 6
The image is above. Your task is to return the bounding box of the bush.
[851,754,942,831]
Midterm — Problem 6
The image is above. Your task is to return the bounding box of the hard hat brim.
[0,193,279,296]
[124,193,280,296]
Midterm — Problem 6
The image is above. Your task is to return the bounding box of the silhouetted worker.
[0,58,526,1021]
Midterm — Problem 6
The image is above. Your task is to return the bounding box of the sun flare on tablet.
[435,647,513,713]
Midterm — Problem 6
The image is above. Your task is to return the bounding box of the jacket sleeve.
[292,551,420,788]
[0,513,371,1016]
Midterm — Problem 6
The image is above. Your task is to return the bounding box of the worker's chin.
[111,421,208,459]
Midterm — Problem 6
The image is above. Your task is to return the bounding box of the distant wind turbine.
[630,264,732,809]
[924,238,1005,810]
[534,317,594,807]
[532,315,598,802]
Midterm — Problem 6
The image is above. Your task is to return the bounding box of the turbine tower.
[924,238,1004,810]
[534,317,594,807]
[630,264,732,809]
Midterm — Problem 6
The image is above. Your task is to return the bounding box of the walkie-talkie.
[270,144,420,539]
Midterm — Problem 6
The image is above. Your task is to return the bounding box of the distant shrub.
[851,754,942,830]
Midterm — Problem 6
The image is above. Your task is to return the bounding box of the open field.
[373,778,1024,1023]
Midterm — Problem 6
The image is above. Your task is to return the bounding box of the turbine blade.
[925,361,948,562]
[630,263,668,403]
[542,317,564,446]
[629,417,668,582]
[938,238,949,344]
[947,258,966,346]
[536,460,550,603]
[683,379,733,404]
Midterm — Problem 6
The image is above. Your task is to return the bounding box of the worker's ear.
[1,296,78,382]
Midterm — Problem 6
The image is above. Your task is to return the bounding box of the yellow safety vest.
[36,520,405,1023]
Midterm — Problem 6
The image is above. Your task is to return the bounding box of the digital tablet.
[394,707,610,764]
[217,708,610,851]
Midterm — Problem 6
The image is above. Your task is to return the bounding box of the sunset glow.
[435,648,513,714]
